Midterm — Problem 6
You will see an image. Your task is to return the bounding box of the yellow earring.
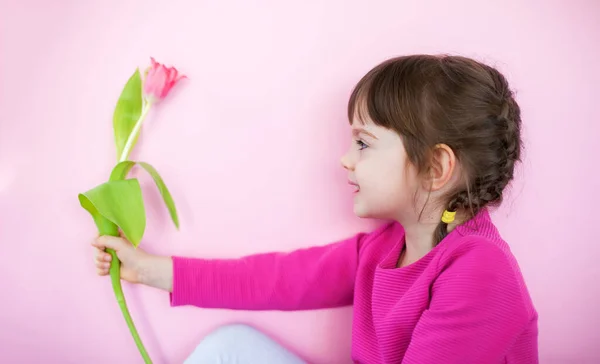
[441,210,456,224]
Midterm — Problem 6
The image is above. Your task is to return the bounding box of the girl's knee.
[193,323,264,352]
[185,324,305,364]
[205,323,261,342]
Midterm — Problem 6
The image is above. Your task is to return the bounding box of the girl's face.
[340,118,423,223]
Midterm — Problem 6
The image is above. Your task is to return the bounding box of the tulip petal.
[142,58,186,102]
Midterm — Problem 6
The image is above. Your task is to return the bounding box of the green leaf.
[78,196,120,237]
[109,161,180,229]
[113,69,143,161]
[109,160,136,182]
[78,179,146,247]
[138,162,179,229]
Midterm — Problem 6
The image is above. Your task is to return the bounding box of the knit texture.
[170,208,538,363]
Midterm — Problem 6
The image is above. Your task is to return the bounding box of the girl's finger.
[93,249,104,262]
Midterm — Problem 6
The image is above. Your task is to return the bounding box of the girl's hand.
[92,235,173,292]
[92,235,147,283]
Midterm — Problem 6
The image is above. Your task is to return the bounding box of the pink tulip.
[143,57,186,103]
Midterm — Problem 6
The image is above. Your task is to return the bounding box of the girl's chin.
[353,200,373,218]
[353,198,395,220]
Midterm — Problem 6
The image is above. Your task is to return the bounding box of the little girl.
[92,54,538,364]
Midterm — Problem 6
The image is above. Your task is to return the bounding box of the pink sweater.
[170,208,538,363]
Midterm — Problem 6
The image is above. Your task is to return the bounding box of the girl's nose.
[340,151,354,171]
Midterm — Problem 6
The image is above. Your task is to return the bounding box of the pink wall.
[1,0,598,363]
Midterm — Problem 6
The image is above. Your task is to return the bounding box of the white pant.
[184,324,307,364]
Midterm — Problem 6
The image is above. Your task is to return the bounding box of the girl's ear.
[427,144,457,191]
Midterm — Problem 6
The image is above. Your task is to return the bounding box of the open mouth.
[348,181,360,193]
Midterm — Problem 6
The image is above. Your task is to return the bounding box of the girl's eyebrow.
[353,128,378,139]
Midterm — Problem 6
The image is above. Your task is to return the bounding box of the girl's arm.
[167,233,370,310]
[93,226,382,311]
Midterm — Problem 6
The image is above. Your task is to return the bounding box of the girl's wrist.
[139,254,174,292]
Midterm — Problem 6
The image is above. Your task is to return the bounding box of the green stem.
[119,101,152,163]
[108,249,152,363]
[106,98,153,362]
[97,216,152,364]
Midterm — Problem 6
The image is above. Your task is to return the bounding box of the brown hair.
[348,54,523,245]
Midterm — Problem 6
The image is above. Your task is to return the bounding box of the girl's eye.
[356,139,368,150]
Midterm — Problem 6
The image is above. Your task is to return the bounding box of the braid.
[434,77,522,245]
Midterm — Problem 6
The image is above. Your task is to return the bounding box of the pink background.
[1,0,599,363]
